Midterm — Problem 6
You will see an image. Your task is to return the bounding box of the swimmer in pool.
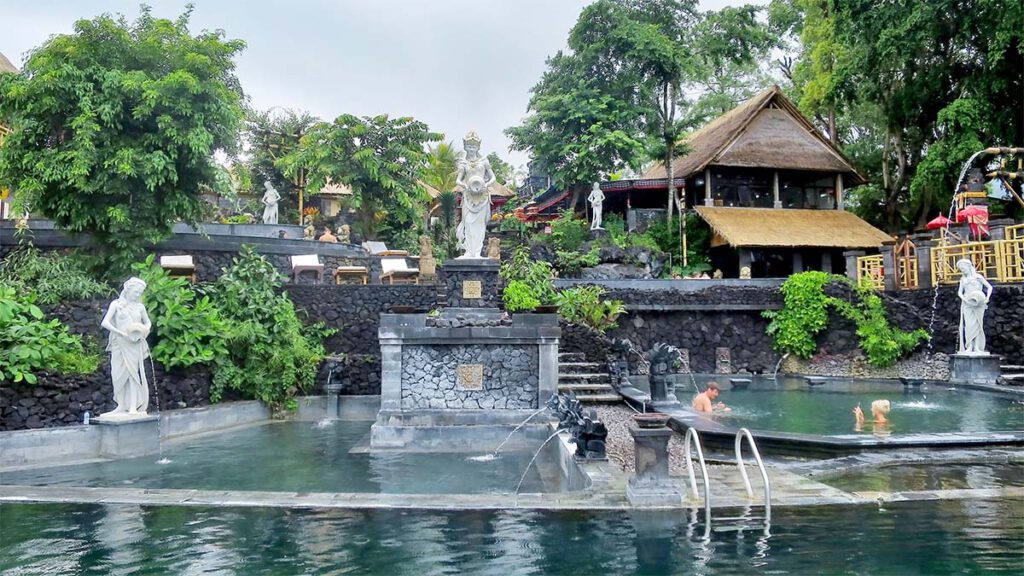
[853,399,891,432]
[692,382,731,413]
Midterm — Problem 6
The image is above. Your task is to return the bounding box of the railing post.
[881,239,897,291]
[913,233,933,289]
[843,250,865,282]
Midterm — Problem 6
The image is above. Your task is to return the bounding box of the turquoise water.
[0,421,565,494]
[1,499,1022,574]
[677,379,1024,436]
[825,463,1024,492]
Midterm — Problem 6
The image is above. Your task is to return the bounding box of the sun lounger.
[379,257,419,285]
[159,255,197,283]
[291,254,325,284]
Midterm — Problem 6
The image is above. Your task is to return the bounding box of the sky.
[1,0,763,169]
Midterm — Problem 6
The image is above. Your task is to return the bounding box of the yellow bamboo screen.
[931,232,1024,285]
[856,255,885,289]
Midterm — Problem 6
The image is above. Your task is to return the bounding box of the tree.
[0,6,245,274]
[240,107,320,222]
[278,114,441,242]
[486,152,514,186]
[779,0,1023,230]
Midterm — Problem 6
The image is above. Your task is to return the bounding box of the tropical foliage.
[0,244,111,304]
[554,285,627,333]
[763,271,929,367]
[0,283,99,384]
[279,114,441,241]
[0,6,246,275]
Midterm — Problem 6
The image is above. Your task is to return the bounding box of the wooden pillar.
[703,168,714,207]
[792,251,803,273]
[836,173,845,210]
[773,171,782,208]
[821,251,833,273]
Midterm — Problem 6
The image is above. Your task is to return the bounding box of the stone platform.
[371,308,560,451]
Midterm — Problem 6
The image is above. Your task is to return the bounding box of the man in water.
[692,382,730,413]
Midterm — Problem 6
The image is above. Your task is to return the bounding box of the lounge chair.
[362,241,410,257]
[160,255,197,283]
[291,254,325,284]
[379,257,419,285]
[334,264,369,285]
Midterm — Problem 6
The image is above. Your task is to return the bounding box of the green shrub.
[555,245,600,276]
[500,245,556,306]
[763,272,929,367]
[0,282,99,383]
[0,245,112,304]
[549,209,590,252]
[602,213,628,249]
[554,285,627,333]
[207,247,332,409]
[502,280,541,312]
[641,214,711,272]
[133,256,228,369]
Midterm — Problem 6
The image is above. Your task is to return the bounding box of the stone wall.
[1,297,220,431]
[400,345,539,410]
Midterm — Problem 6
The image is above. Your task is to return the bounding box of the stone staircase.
[558,352,620,403]
[998,364,1024,386]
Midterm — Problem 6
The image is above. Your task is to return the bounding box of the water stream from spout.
[772,353,790,382]
[514,429,564,502]
[473,406,548,461]
[148,348,170,465]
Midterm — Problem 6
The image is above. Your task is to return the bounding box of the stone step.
[1001,365,1024,372]
[558,352,586,363]
[559,361,603,374]
[998,374,1024,384]
[558,383,617,393]
[572,393,622,403]
[558,372,612,382]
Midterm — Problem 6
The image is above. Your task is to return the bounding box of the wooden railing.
[931,231,1024,285]
[856,254,885,289]
[893,237,919,290]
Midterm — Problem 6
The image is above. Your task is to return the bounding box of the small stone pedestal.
[93,413,159,458]
[440,259,501,308]
[950,353,1002,385]
[627,425,683,507]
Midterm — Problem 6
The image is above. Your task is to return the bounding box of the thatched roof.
[643,86,865,185]
[0,52,18,74]
[696,206,892,249]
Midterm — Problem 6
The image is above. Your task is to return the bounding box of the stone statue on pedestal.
[455,131,495,258]
[338,224,351,244]
[956,259,993,355]
[261,181,281,225]
[100,278,152,417]
[588,182,605,230]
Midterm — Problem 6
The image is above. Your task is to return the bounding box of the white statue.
[956,259,993,355]
[261,181,281,225]
[588,182,605,230]
[100,278,152,416]
[455,131,495,258]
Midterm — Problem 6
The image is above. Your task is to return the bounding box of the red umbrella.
[925,214,951,230]
[957,205,990,238]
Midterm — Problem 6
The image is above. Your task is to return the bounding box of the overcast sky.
[2,0,763,168]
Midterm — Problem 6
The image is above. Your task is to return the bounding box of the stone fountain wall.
[401,345,539,410]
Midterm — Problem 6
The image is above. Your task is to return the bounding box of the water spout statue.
[545,393,608,459]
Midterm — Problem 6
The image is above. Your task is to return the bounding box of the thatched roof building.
[0,52,17,75]
[643,85,864,186]
[696,207,892,249]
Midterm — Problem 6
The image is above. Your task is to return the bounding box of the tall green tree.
[279,114,441,242]
[486,152,514,186]
[778,0,1023,230]
[240,107,319,220]
[0,6,245,274]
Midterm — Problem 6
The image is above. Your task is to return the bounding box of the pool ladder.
[683,427,772,537]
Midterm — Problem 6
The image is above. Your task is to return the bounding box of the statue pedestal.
[589,228,608,240]
[627,425,683,507]
[950,353,1002,385]
[93,413,159,458]
[440,259,501,308]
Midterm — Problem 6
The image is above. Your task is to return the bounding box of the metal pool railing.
[735,428,772,523]
[683,427,712,539]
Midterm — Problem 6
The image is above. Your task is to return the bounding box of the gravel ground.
[590,404,690,477]
[782,351,951,380]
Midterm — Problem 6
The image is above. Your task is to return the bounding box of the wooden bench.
[379,257,419,285]
[334,265,369,285]
[291,254,325,284]
[160,255,196,283]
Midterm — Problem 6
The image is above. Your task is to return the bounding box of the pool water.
[1,499,1021,575]
[676,379,1024,436]
[0,421,567,494]
[825,463,1024,492]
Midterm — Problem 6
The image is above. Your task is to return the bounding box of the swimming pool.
[824,462,1024,492]
[0,420,574,494]
[673,378,1023,436]
[1,499,1020,574]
